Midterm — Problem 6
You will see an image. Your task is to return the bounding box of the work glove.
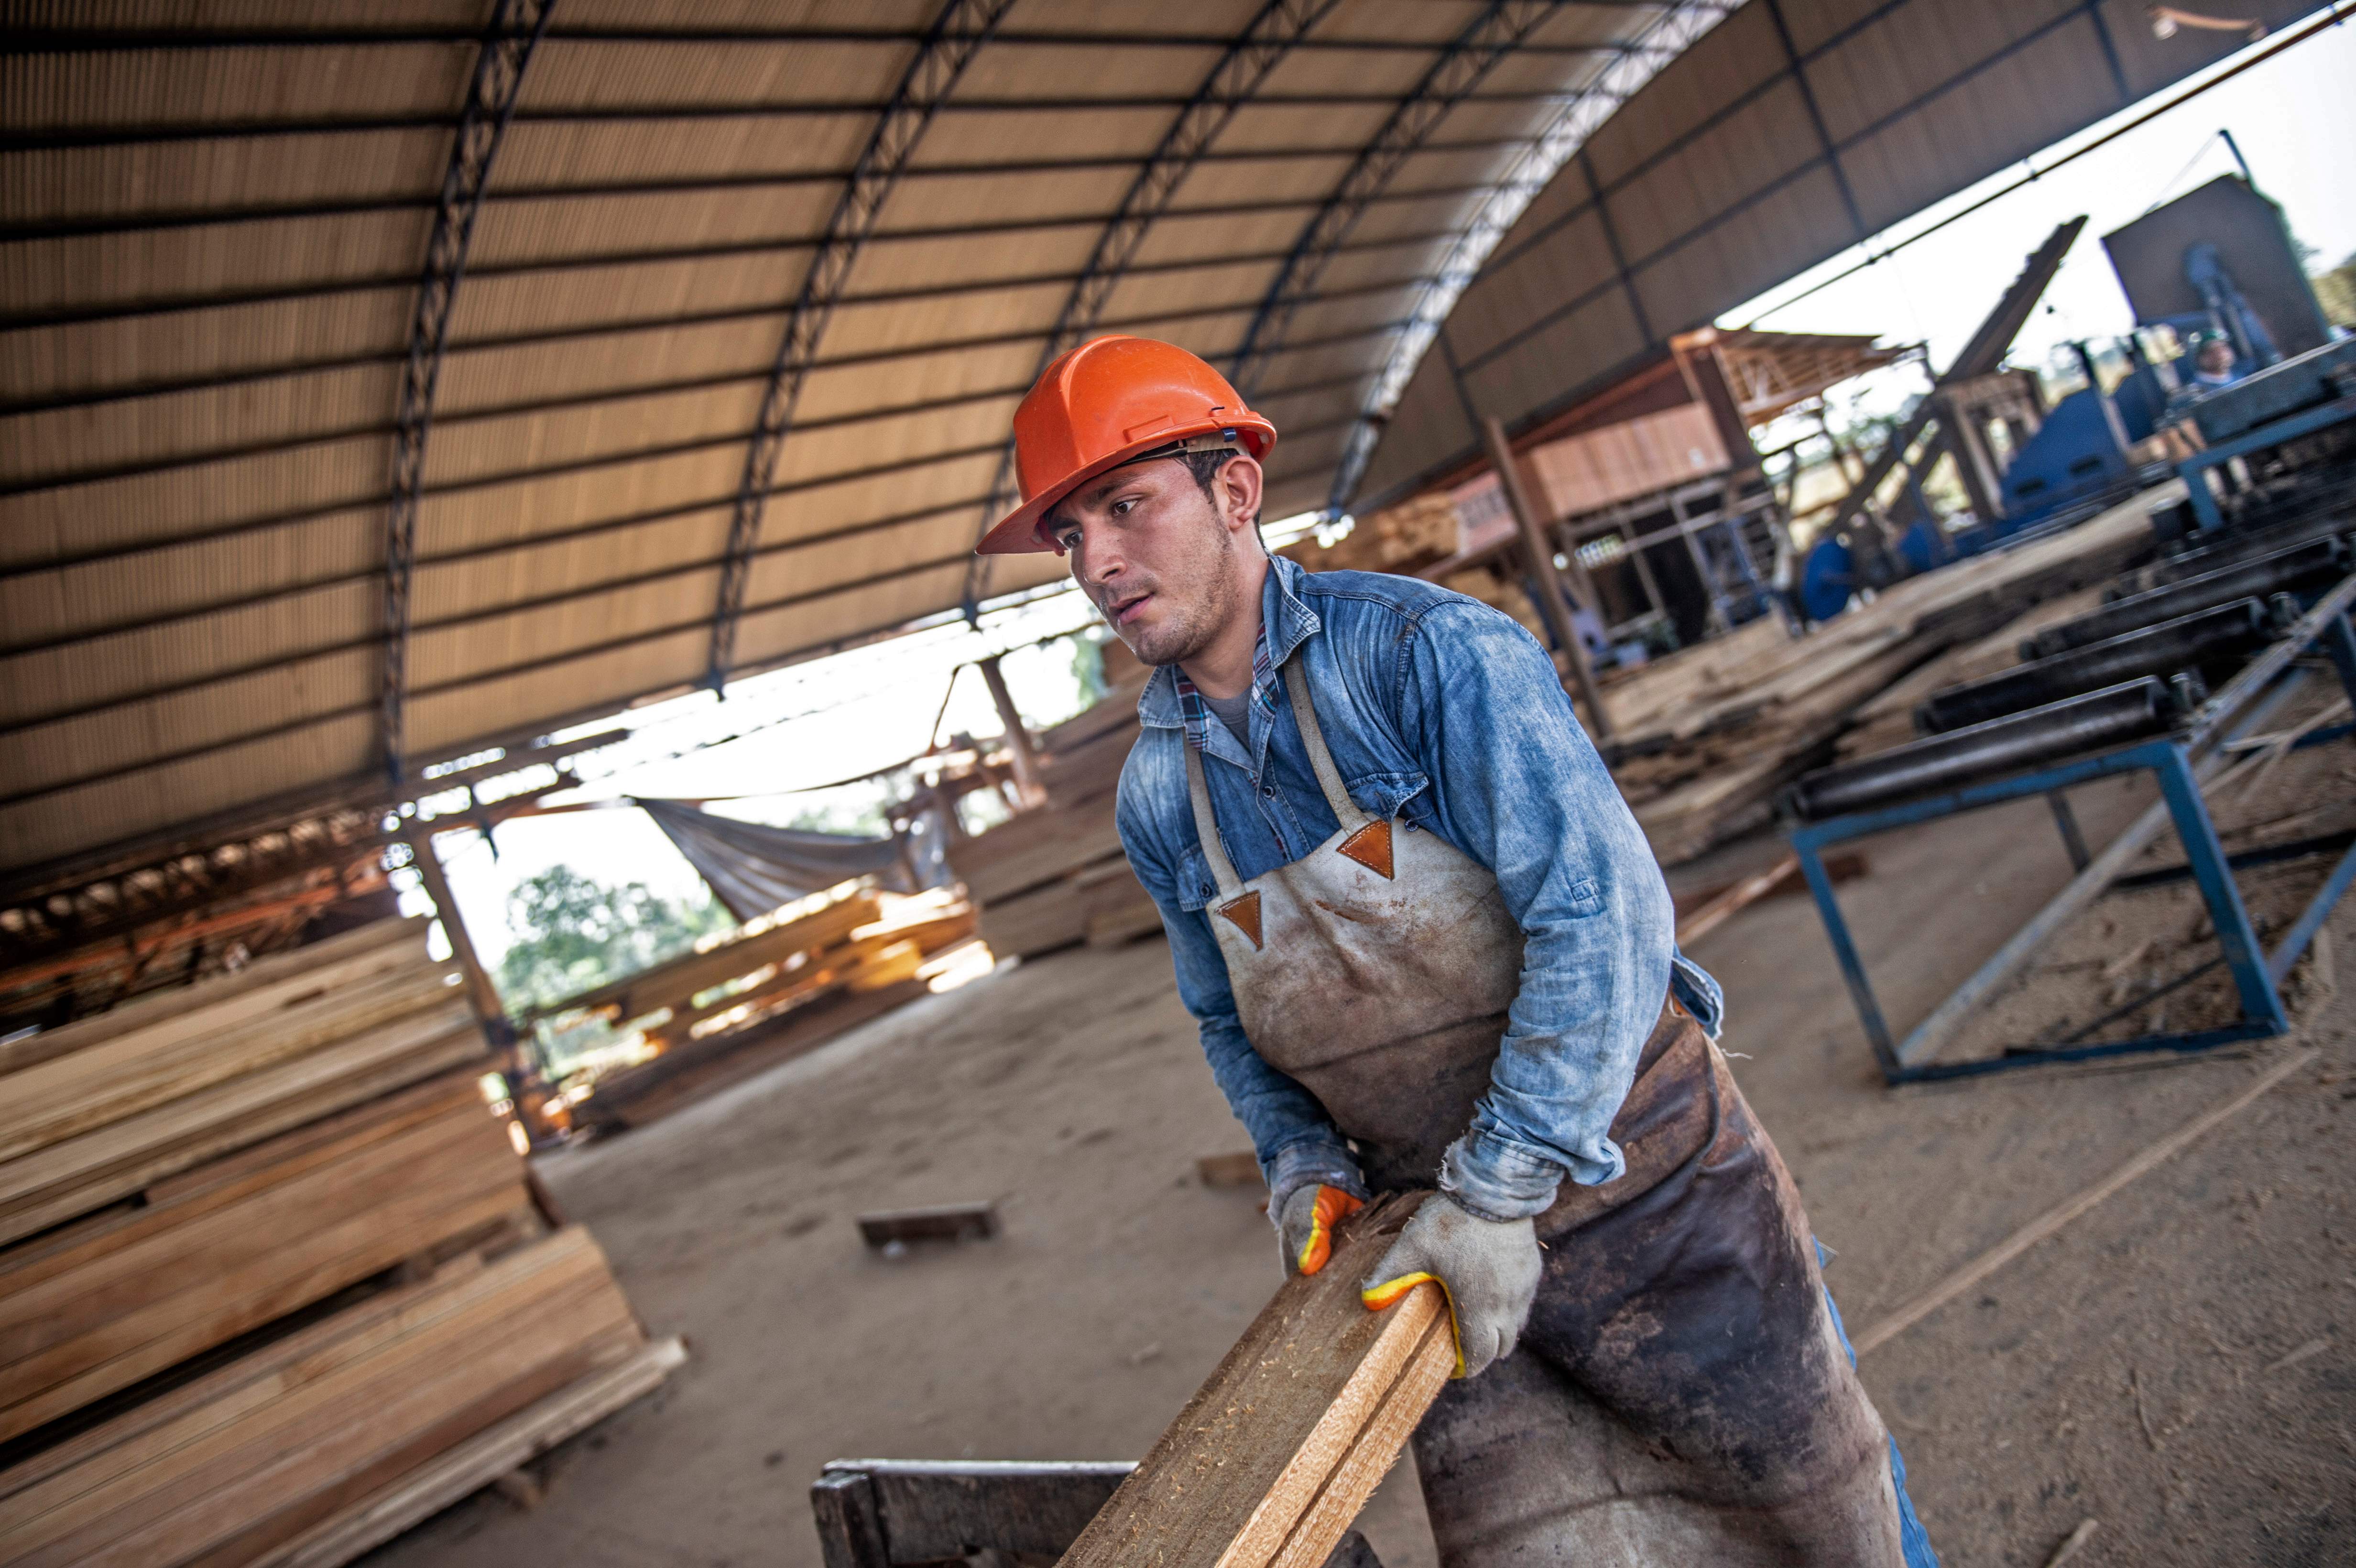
[1276,1183,1365,1277]
[1360,1194,1540,1379]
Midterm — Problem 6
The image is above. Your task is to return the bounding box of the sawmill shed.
[5,2,2355,1565]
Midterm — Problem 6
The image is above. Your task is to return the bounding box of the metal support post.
[1481,415,1613,739]
[1791,735,2304,1083]
[2149,745,2286,1034]
[2046,790,2090,872]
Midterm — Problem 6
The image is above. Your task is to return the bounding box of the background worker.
[977,336,1939,1566]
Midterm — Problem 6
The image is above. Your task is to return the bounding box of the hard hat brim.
[974,415,1276,555]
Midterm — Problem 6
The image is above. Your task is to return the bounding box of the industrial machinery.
[1796,173,2347,623]
[1784,562,2356,1082]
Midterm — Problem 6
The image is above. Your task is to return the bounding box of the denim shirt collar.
[1135,553,1323,732]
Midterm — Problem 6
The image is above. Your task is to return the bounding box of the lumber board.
[529,891,883,1024]
[0,964,462,1165]
[0,1227,641,1568]
[581,978,929,1131]
[1054,1195,1453,1568]
[948,803,1123,907]
[0,1074,524,1443]
[0,1003,483,1247]
[0,918,428,1078]
[976,876,1096,960]
[250,1337,686,1568]
[1037,723,1137,810]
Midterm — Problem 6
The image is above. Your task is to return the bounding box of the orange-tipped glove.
[1361,1194,1539,1378]
[1276,1183,1365,1277]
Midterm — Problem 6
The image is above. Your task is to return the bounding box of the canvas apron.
[1185,659,1906,1566]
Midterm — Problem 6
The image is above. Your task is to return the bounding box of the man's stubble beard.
[1119,521,1242,669]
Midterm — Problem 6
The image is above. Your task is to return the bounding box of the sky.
[415,14,2356,974]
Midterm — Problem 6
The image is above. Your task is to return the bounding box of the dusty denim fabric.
[1115,555,1723,1220]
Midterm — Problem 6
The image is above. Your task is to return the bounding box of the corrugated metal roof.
[1351,0,2329,511]
[0,0,2318,884]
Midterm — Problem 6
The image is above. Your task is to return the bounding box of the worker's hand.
[1275,1183,1365,1277]
[1360,1194,1539,1379]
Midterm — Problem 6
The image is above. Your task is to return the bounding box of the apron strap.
[1282,658,1372,830]
[1182,740,1246,899]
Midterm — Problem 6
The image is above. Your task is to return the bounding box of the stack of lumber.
[1054,1195,1451,1568]
[952,671,1159,961]
[0,916,479,1248]
[570,889,977,1131]
[1279,492,1463,576]
[0,1229,680,1568]
[0,916,680,1568]
[1603,493,2162,863]
[0,1074,529,1444]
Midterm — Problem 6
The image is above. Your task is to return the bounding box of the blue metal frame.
[2175,394,2356,533]
[1794,607,2356,1084]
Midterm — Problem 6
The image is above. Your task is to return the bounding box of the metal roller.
[2112,512,2349,598]
[1789,678,2188,821]
[1918,599,2275,734]
[2026,539,2350,661]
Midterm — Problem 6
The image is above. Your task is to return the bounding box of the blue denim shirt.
[1115,555,1724,1222]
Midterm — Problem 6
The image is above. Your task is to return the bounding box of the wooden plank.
[1054,1195,1453,1568]
[0,918,428,1078]
[581,980,929,1131]
[250,1338,686,1568]
[526,891,883,1024]
[976,876,1097,960]
[0,1083,524,1443]
[856,1203,999,1248]
[0,965,462,1165]
[948,804,1123,907]
[1036,671,1153,757]
[0,1004,483,1245]
[0,1229,636,1568]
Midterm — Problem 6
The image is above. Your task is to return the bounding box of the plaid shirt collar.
[1171,624,1279,753]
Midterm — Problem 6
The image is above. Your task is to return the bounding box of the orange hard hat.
[975,335,1277,555]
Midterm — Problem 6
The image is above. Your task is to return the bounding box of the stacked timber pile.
[1604,496,2161,863]
[951,656,1162,960]
[0,915,679,1568]
[566,886,975,1132]
[1278,492,1464,576]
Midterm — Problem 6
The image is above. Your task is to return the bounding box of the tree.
[495,865,733,1014]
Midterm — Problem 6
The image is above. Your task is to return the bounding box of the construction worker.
[977,337,1938,1566]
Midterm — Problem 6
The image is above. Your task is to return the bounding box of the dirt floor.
[370,733,2356,1568]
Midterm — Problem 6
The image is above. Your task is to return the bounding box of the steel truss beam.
[3,392,1377,740]
[8,22,1655,54]
[1,402,1377,774]
[1321,0,1733,512]
[1225,0,1566,403]
[0,206,1461,344]
[382,0,552,784]
[1,135,1535,243]
[958,0,1346,612]
[713,0,1001,693]
[1,321,1396,587]
[2,268,1428,501]
[0,85,1626,152]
